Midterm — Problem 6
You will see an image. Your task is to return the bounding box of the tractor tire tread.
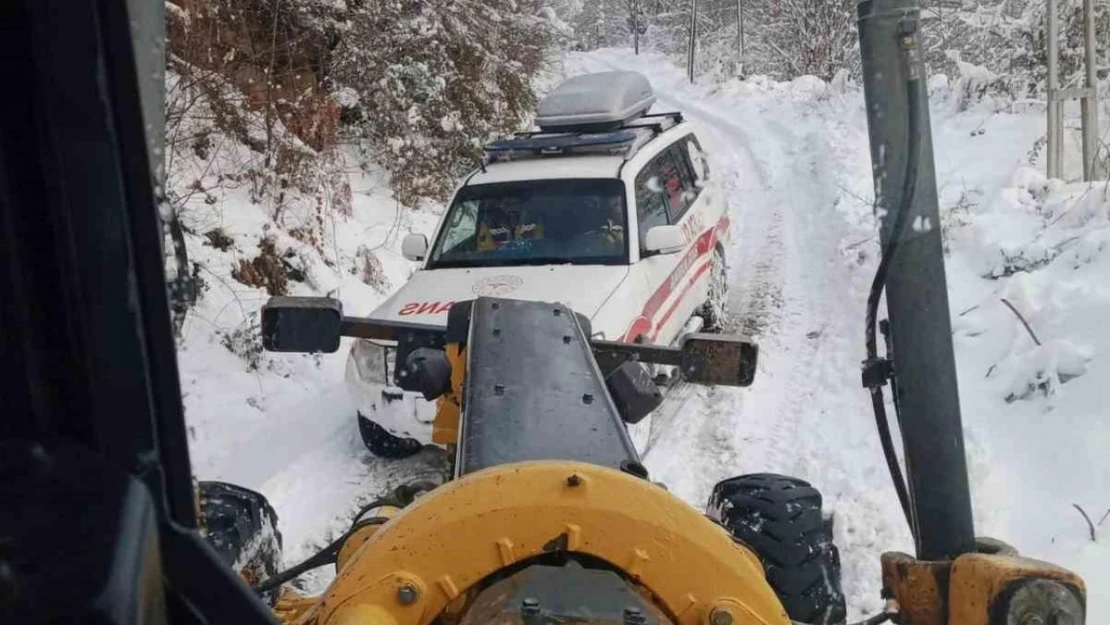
[708,473,847,625]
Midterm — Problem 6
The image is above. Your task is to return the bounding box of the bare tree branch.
[1000,298,1042,346]
[1073,503,1097,542]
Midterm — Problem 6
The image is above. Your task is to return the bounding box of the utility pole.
[1046,0,1063,179]
[1046,0,1102,181]
[1080,0,1102,179]
[858,0,977,561]
[631,0,640,55]
[736,0,745,73]
[687,0,698,82]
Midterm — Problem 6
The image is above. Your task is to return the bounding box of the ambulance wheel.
[357,413,423,459]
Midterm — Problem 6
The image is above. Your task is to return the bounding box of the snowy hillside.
[177,48,1108,620]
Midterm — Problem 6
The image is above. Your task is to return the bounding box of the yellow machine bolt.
[709,608,733,625]
[397,583,420,605]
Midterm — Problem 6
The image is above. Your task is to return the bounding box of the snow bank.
[939,118,1110,625]
[996,339,1092,402]
[177,156,439,479]
[172,139,443,584]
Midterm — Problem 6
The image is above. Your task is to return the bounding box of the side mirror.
[261,296,343,353]
[402,233,429,261]
[643,225,685,255]
[679,333,758,387]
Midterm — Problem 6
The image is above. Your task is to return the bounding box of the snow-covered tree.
[561,0,1107,90]
[163,0,348,331]
[741,0,859,80]
[331,0,559,204]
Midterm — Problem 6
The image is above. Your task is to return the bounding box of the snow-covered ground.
[173,154,448,589]
[179,48,1109,619]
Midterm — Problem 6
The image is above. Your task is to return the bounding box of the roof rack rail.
[509,111,684,140]
[623,111,685,136]
[639,112,685,123]
[484,111,684,165]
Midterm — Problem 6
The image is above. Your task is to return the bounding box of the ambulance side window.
[684,134,710,183]
[634,153,672,251]
[663,145,699,223]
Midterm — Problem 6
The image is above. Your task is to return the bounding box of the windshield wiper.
[430,256,619,270]
[503,257,579,266]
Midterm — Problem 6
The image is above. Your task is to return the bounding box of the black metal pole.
[687,0,697,83]
[857,0,976,561]
[633,0,640,55]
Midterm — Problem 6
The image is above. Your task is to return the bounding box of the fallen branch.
[958,303,980,317]
[843,236,877,251]
[1000,298,1042,346]
[1072,504,1096,542]
[1098,508,1110,528]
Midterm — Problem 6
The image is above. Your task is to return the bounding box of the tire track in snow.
[744,121,916,615]
[578,53,913,616]
[626,78,807,507]
[568,54,792,483]
[637,132,790,469]
[727,204,786,339]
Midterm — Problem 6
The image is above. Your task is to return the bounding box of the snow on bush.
[947,166,1106,404]
[163,0,355,332]
[789,75,829,99]
[998,339,1093,402]
[355,245,391,294]
[957,167,1110,278]
[928,74,950,97]
[1068,228,1110,267]
[219,313,266,372]
[947,53,1009,112]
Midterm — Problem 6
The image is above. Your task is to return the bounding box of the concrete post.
[1046,0,1063,180]
[1080,0,1102,180]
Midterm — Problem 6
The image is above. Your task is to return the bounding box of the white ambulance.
[346,71,731,457]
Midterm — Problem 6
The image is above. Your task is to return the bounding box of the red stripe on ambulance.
[622,215,729,342]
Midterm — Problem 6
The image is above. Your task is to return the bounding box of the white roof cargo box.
[534,71,656,132]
